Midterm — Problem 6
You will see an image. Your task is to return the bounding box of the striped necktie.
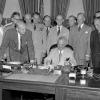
[57,27,60,36]
[59,50,62,63]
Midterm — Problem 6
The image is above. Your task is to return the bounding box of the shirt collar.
[57,25,62,31]
[78,23,84,29]
[58,49,64,54]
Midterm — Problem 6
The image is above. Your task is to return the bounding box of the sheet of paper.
[3,65,11,70]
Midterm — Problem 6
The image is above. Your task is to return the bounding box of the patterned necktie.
[78,26,81,31]
[46,27,49,40]
[57,27,60,36]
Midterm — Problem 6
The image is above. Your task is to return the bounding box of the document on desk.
[5,74,60,83]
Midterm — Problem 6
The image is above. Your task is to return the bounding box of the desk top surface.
[1,72,100,91]
[4,73,60,83]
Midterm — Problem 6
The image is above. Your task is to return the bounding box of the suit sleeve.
[41,29,46,54]
[0,29,10,58]
[90,31,95,66]
[69,51,77,66]
[44,49,54,64]
[68,31,73,46]
[90,31,94,54]
[86,27,92,58]
[27,30,35,60]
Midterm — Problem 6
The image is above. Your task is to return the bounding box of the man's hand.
[86,55,90,61]
[30,60,35,64]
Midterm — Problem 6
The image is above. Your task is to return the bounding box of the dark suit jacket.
[90,30,100,68]
[0,28,35,62]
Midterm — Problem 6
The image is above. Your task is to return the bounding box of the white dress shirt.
[45,48,77,66]
[0,26,3,46]
[17,32,21,50]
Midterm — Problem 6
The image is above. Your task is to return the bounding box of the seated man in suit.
[0,20,35,63]
[44,36,77,67]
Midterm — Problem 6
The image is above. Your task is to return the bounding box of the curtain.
[51,0,70,19]
[18,0,44,17]
[83,0,100,25]
[0,0,6,14]
[18,0,33,16]
[39,0,44,18]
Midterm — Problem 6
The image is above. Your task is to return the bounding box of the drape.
[0,0,6,14]
[83,0,100,25]
[39,0,44,18]
[51,0,70,19]
[18,0,44,17]
[18,0,33,16]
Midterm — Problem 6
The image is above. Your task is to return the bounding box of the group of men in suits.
[1,11,100,73]
[69,13,92,66]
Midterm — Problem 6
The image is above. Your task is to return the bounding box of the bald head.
[17,21,26,35]
[33,13,40,24]
[44,15,51,27]
[57,36,67,50]
[77,13,85,26]
[24,14,31,23]
[56,15,64,26]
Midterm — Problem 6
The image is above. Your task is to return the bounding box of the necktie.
[57,27,60,36]
[46,27,49,40]
[18,33,21,50]
[34,24,36,30]
[78,26,81,31]
[59,50,62,63]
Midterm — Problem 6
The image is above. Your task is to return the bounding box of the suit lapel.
[14,29,19,49]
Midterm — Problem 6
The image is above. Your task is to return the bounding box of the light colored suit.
[32,23,44,64]
[69,24,92,65]
[45,47,77,66]
[47,25,69,53]
[42,25,52,54]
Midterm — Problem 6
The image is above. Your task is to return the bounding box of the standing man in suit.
[32,12,44,64]
[90,18,100,75]
[44,36,76,66]
[47,15,69,53]
[42,15,52,56]
[0,20,35,63]
[4,12,21,32]
[69,13,92,65]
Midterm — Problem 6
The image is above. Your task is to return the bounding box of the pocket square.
[85,31,88,34]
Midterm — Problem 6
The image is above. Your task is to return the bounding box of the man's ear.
[62,19,64,22]
[83,17,85,22]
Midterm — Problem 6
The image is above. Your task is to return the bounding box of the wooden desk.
[1,73,100,100]
[0,73,60,100]
[55,74,100,100]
